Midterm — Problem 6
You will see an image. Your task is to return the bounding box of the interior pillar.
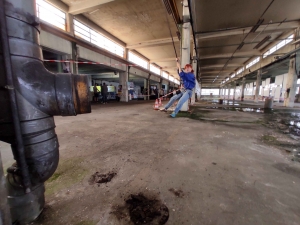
[284,55,298,107]
[119,67,129,102]
[241,78,246,101]
[254,69,262,103]
[180,0,191,111]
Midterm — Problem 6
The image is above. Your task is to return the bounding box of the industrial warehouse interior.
[0,0,300,224]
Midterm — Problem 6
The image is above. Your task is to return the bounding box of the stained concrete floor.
[1,100,300,225]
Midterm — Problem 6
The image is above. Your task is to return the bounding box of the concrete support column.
[180,0,191,111]
[71,42,78,74]
[57,55,63,73]
[254,69,262,103]
[219,88,221,98]
[0,152,12,225]
[119,67,129,102]
[284,55,298,107]
[66,14,75,34]
[233,82,236,101]
[241,78,246,101]
[227,85,230,100]
[148,74,151,100]
[144,78,148,100]
[191,52,197,105]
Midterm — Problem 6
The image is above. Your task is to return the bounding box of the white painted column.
[180,0,191,111]
[254,69,262,103]
[227,85,230,100]
[241,78,246,101]
[233,82,236,101]
[284,55,298,107]
[119,68,129,102]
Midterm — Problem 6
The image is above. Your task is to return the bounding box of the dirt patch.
[112,193,169,225]
[168,188,185,198]
[88,171,116,185]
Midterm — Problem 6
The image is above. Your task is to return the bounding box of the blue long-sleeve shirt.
[179,71,195,90]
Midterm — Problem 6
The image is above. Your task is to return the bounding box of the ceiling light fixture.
[253,35,271,49]
[250,18,264,33]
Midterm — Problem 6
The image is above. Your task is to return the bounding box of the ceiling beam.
[150,57,176,63]
[69,0,115,15]
[199,50,260,60]
[201,64,243,69]
[200,70,233,74]
[196,21,300,40]
[127,37,179,50]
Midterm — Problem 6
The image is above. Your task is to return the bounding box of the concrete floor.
[1,100,300,225]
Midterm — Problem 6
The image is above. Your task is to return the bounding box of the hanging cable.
[161,0,178,59]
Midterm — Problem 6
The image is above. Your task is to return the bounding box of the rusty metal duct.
[0,0,91,224]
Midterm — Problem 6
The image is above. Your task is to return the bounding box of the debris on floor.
[168,188,185,198]
[88,171,116,185]
[112,193,169,225]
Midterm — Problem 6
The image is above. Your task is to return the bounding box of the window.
[236,67,244,75]
[175,79,180,85]
[231,73,236,78]
[162,71,169,79]
[263,34,294,58]
[169,76,175,82]
[150,64,160,75]
[246,57,260,69]
[74,20,124,57]
[128,52,148,69]
[226,78,229,81]
[36,0,66,30]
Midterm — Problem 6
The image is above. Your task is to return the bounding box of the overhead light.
[250,18,264,33]
[253,35,271,49]
[237,42,245,50]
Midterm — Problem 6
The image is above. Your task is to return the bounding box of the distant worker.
[170,59,195,118]
[116,85,122,102]
[93,83,99,102]
[102,82,108,104]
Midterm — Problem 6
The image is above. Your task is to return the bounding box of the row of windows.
[263,34,294,58]
[36,0,179,84]
[246,57,260,69]
[221,34,294,85]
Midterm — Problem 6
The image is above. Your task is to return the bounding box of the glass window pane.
[36,0,66,30]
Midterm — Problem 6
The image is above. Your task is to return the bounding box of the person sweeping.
[170,58,196,118]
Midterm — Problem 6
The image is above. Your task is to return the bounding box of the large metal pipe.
[0,0,91,223]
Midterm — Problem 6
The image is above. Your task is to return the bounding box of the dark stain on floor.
[88,171,117,185]
[112,193,169,225]
[168,188,185,198]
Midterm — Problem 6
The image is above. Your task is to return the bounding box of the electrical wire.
[161,0,178,59]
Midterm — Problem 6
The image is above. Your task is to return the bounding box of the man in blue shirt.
[170,59,196,118]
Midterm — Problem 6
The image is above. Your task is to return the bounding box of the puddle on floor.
[205,107,266,113]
